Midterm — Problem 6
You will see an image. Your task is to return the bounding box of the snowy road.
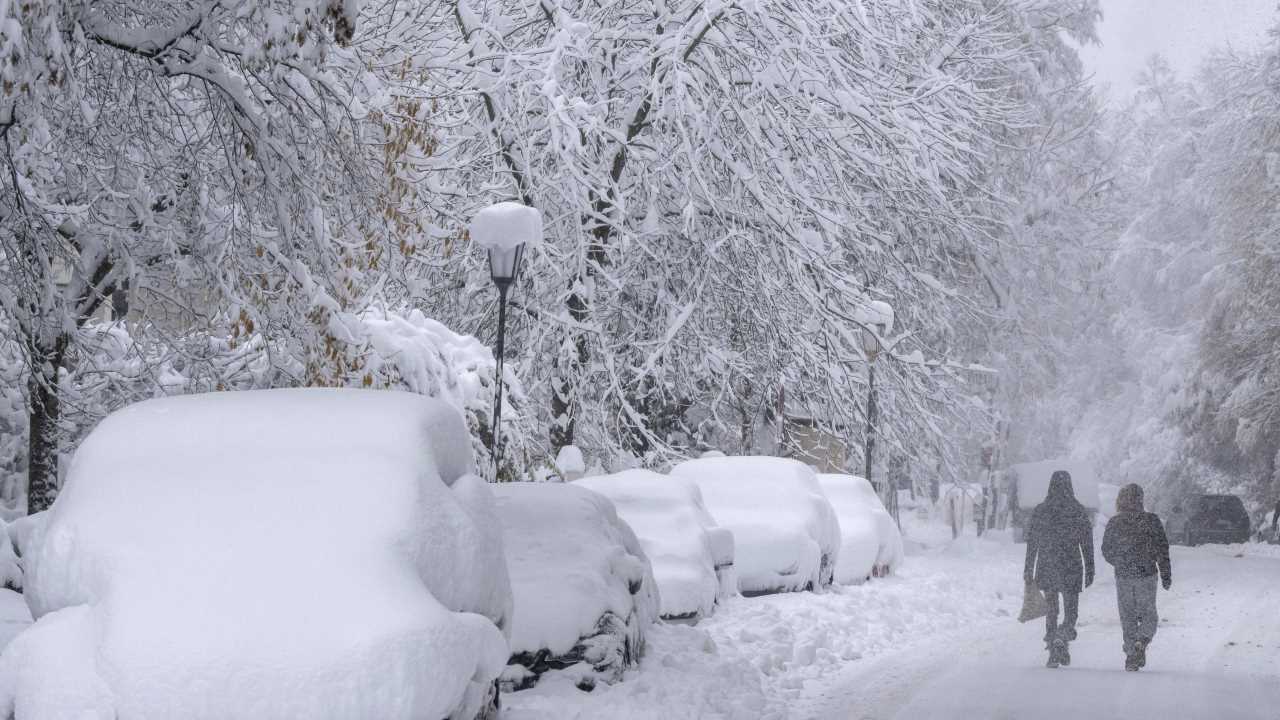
[805,544,1280,720]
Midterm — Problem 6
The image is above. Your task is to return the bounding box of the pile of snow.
[1009,458,1101,510]
[816,474,881,584]
[671,456,840,595]
[556,445,586,481]
[494,483,658,691]
[844,475,904,576]
[0,389,512,720]
[576,470,732,621]
[505,517,1027,720]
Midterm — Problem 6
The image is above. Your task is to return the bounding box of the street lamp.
[856,299,895,523]
[471,201,543,478]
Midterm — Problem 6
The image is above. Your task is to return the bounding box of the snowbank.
[576,470,731,620]
[671,457,840,595]
[816,474,881,584]
[495,483,658,691]
[1,389,512,720]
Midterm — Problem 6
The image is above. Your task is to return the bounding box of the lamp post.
[471,202,542,478]
[858,300,895,524]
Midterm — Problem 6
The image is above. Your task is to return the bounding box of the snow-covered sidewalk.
[803,542,1280,720]
[507,523,1025,719]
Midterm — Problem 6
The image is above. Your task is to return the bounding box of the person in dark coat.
[1101,483,1171,671]
[1024,470,1094,668]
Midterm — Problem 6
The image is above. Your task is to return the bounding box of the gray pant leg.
[1116,577,1137,654]
[1116,574,1159,653]
[1134,574,1159,645]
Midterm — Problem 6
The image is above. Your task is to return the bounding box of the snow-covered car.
[577,470,734,622]
[0,389,513,720]
[830,473,903,577]
[671,456,841,596]
[494,482,658,692]
[816,474,882,584]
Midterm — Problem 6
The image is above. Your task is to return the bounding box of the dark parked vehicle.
[1167,494,1251,546]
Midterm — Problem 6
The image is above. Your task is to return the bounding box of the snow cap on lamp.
[471,201,542,286]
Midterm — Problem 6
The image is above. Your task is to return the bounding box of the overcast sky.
[1078,0,1278,100]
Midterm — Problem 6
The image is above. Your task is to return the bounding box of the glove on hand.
[1162,576,1172,591]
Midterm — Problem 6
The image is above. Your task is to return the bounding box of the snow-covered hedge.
[816,474,881,584]
[577,470,733,621]
[339,306,533,480]
[494,483,658,692]
[671,456,841,596]
[0,389,512,720]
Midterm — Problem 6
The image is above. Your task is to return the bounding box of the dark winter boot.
[1133,640,1147,669]
[1124,653,1139,672]
[1052,638,1070,667]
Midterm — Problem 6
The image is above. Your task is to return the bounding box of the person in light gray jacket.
[1101,484,1172,672]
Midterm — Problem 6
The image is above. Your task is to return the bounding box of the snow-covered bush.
[494,483,658,692]
[1,389,512,720]
[816,474,882,584]
[336,306,533,480]
[671,456,840,596]
[577,470,733,621]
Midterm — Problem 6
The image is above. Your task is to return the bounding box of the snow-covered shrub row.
[338,306,533,480]
[495,483,658,693]
[577,470,732,621]
[671,457,841,596]
[0,390,512,720]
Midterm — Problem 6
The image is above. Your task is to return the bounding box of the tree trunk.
[26,336,66,515]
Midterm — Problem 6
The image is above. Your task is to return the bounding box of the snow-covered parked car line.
[577,470,735,622]
[816,474,881,584]
[671,456,841,596]
[0,389,513,720]
[856,476,904,577]
[494,483,658,692]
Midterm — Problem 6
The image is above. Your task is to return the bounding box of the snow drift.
[671,456,840,595]
[495,482,658,691]
[577,470,733,621]
[0,389,512,720]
